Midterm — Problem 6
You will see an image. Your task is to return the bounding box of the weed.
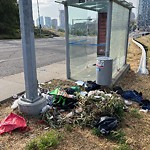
[114,143,131,150]
[91,128,102,137]
[25,130,61,150]
[130,108,142,119]
[108,130,126,144]
[64,124,73,132]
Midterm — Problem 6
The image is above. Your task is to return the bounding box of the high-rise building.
[138,0,150,30]
[59,10,65,29]
[52,19,58,29]
[36,16,44,28]
[45,17,51,28]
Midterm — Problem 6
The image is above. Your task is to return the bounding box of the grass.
[114,143,131,150]
[25,130,62,150]
[64,124,73,132]
[130,108,142,119]
[92,128,131,150]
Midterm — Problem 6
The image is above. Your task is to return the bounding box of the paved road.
[0,37,66,77]
[0,36,97,78]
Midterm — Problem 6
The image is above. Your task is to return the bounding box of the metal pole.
[125,9,131,64]
[19,0,38,101]
[105,0,113,57]
[64,3,70,79]
[37,0,41,37]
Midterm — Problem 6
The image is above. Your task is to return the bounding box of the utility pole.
[18,0,46,115]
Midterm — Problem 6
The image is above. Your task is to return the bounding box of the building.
[138,0,150,30]
[36,16,44,28]
[45,17,51,28]
[52,19,58,29]
[59,10,65,29]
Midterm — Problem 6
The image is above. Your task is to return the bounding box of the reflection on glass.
[110,2,129,76]
[68,6,98,81]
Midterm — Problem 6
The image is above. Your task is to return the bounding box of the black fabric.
[95,116,118,135]
[85,81,101,92]
[64,88,76,95]
[113,86,124,95]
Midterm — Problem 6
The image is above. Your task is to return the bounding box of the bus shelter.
[56,0,133,81]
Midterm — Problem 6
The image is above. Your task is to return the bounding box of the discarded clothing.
[140,99,150,110]
[65,86,80,95]
[95,116,118,135]
[49,88,78,110]
[84,81,101,92]
[113,86,143,104]
[121,90,143,103]
[0,113,27,135]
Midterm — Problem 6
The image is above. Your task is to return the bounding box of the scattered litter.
[95,116,118,135]
[113,86,143,104]
[141,99,150,110]
[80,91,88,97]
[44,127,49,130]
[0,113,27,135]
[139,109,149,113]
[12,94,18,99]
[41,105,51,114]
[124,100,133,106]
[11,99,19,110]
[44,127,50,130]
[75,107,83,114]
[75,81,84,86]
[84,81,101,92]
[65,111,74,118]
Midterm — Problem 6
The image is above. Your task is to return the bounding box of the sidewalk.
[0,60,66,103]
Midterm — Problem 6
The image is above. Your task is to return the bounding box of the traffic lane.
[0,38,66,77]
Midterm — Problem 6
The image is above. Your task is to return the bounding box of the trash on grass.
[75,81,84,86]
[95,116,118,135]
[0,113,27,135]
[12,94,18,99]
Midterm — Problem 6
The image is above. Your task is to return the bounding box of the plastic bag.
[0,113,27,134]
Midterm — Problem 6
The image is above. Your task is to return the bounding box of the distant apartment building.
[36,16,44,28]
[45,17,51,28]
[138,0,150,30]
[59,10,65,29]
[52,19,58,29]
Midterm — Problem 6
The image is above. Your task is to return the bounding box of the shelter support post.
[64,3,71,79]
[125,9,131,64]
[105,0,113,57]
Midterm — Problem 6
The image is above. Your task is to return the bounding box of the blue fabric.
[121,90,143,104]
[142,105,150,110]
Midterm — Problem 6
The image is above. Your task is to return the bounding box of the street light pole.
[18,0,46,115]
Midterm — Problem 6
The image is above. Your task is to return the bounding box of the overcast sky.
[32,0,139,25]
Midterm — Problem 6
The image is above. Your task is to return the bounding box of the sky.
[32,0,139,25]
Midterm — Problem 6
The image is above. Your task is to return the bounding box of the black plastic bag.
[95,116,118,135]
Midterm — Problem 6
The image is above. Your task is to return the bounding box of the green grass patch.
[25,130,62,150]
[114,143,131,150]
[92,128,131,150]
[130,108,142,119]
[108,130,126,144]
[64,124,73,132]
[91,128,102,137]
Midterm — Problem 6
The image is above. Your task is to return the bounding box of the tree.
[0,0,19,35]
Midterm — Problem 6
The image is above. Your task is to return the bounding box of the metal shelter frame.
[56,0,133,79]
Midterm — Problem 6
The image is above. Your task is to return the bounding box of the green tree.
[0,0,19,35]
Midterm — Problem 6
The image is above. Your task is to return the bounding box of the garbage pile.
[38,81,126,134]
[10,80,150,135]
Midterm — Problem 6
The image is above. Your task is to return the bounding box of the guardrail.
[132,38,149,75]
